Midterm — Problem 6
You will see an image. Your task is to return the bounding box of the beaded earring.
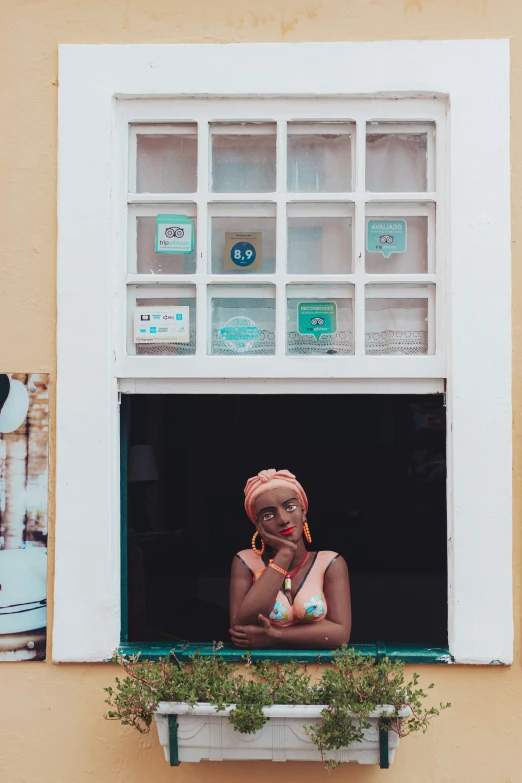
[303,520,312,544]
[252,531,265,556]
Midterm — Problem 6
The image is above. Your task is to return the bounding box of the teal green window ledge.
[116,642,453,664]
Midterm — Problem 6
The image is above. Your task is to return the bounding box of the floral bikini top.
[236,550,339,627]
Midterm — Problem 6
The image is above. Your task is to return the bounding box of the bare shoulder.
[236,548,255,560]
[232,550,257,577]
[321,552,348,576]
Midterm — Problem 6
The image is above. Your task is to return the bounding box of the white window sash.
[55,40,512,664]
[119,96,445,375]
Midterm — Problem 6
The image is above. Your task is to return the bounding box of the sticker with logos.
[134,306,190,344]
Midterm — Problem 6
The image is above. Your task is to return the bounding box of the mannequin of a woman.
[229,469,351,649]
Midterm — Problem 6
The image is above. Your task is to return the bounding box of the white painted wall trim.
[55,40,512,663]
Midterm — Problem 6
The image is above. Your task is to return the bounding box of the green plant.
[104,645,450,769]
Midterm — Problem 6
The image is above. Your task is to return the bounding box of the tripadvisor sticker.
[155,214,195,254]
[220,316,262,353]
[367,219,407,259]
[297,302,337,340]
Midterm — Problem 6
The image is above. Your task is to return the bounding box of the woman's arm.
[230,556,351,649]
[275,619,349,649]
[229,555,280,626]
[230,520,300,625]
[229,546,295,626]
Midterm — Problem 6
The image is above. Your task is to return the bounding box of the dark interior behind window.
[124,394,447,647]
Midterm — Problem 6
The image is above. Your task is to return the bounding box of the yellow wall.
[1,1,521,780]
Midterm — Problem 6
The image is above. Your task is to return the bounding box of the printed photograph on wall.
[0,373,49,661]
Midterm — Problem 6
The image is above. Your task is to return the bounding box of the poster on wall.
[0,373,49,661]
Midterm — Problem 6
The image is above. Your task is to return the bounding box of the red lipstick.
[280,527,295,536]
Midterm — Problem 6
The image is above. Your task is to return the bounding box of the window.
[55,41,511,665]
[120,102,445,379]
[121,100,446,655]
[123,393,448,649]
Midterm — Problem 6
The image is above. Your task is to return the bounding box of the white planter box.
[154,702,411,766]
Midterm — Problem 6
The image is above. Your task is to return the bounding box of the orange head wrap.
[244,469,308,523]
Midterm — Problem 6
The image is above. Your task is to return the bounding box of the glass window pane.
[211,204,276,274]
[127,286,196,356]
[366,129,429,192]
[210,286,275,355]
[211,125,276,192]
[287,124,352,192]
[134,212,197,275]
[136,127,197,193]
[287,285,354,356]
[287,204,353,274]
[365,215,428,274]
[365,287,434,355]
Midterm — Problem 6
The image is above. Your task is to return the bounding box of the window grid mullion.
[126,191,437,204]
[354,120,367,356]
[274,120,288,356]
[196,282,208,357]
[275,201,287,356]
[434,112,446,365]
[427,284,437,356]
[354,200,367,357]
[275,281,286,356]
[197,119,209,274]
[196,120,209,357]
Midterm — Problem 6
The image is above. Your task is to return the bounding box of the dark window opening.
[123,394,447,647]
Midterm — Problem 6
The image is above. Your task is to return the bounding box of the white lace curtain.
[365,299,428,356]
[209,298,427,356]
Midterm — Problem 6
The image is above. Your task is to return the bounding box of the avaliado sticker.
[367,220,407,259]
[220,316,261,353]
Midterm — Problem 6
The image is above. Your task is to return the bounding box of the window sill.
[117,641,453,664]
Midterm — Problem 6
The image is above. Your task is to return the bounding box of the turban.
[244,469,308,523]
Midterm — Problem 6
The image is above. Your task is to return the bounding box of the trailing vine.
[104,645,450,769]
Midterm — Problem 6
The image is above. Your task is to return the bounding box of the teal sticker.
[220,316,261,353]
[155,214,195,254]
[297,302,337,341]
[367,220,407,259]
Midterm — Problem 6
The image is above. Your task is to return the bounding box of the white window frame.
[55,40,512,664]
